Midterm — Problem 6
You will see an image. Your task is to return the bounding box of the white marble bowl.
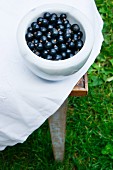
[17,3,94,81]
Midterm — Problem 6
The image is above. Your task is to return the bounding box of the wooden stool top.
[70,73,88,97]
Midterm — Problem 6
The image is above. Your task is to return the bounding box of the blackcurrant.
[46,55,53,60]
[36,42,43,51]
[64,33,71,40]
[66,49,72,57]
[58,30,63,35]
[35,31,42,39]
[65,23,71,29]
[28,42,34,50]
[68,41,75,49]
[47,32,52,40]
[40,36,47,43]
[57,25,65,31]
[59,44,67,52]
[25,32,33,41]
[71,24,80,33]
[77,31,83,39]
[45,42,52,49]
[57,36,64,44]
[76,40,83,50]
[49,16,57,25]
[55,54,62,60]
[40,27,47,34]
[60,13,67,20]
[42,19,48,27]
[61,52,67,59]
[48,25,54,31]
[57,19,62,25]
[33,39,39,46]
[43,12,51,19]
[72,34,78,42]
[64,28,72,34]
[31,22,37,27]
[41,50,48,58]
[51,39,57,45]
[32,24,40,31]
[37,17,43,25]
[50,49,57,56]
[54,45,59,51]
[27,27,33,33]
[51,13,58,19]
[63,20,69,26]
[51,28,58,38]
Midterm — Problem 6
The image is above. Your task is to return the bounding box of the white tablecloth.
[0,0,104,150]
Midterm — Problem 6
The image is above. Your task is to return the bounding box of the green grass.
[0,0,113,169]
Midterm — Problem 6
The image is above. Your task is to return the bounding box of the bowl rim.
[17,3,94,70]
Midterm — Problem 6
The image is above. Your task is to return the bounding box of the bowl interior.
[25,11,86,44]
[17,3,94,80]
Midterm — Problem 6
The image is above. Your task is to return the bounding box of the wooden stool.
[48,73,88,161]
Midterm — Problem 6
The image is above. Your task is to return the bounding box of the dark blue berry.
[72,34,78,42]
[32,24,40,31]
[50,16,57,25]
[42,19,48,27]
[26,32,33,41]
[35,51,41,56]
[61,52,67,59]
[47,32,52,40]
[59,44,67,52]
[64,28,72,34]
[42,50,48,58]
[66,49,72,57]
[60,14,67,20]
[58,25,65,31]
[65,23,71,29]
[58,30,63,35]
[27,27,33,33]
[31,22,37,27]
[45,42,52,49]
[57,19,62,25]
[37,17,43,25]
[46,55,53,60]
[68,41,75,49]
[54,45,59,51]
[35,31,42,39]
[69,53,74,58]
[40,27,47,33]
[44,12,51,19]
[51,28,58,38]
[51,13,58,18]
[71,24,80,33]
[36,42,43,51]
[63,20,69,26]
[58,36,64,44]
[50,49,57,56]
[48,25,54,31]
[77,31,83,39]
[55,54,62,60]
[33,39,39,46]
[40,36,47,43]
[64,33,71,40]
[51,39,57,45]
[76,40,83,50]
[28,42,34,50]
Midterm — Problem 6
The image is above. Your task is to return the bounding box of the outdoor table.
[48,73,88,161]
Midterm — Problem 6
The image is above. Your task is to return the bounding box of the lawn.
[0,0,113,169]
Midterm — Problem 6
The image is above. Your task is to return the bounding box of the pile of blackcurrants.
[25,12,84,61]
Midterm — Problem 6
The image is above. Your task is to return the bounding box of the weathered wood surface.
[48,99,68,161]
[70,73,88,96]
[48,73,88,161]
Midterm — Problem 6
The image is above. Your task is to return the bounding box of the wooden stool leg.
[48,99,68,161]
